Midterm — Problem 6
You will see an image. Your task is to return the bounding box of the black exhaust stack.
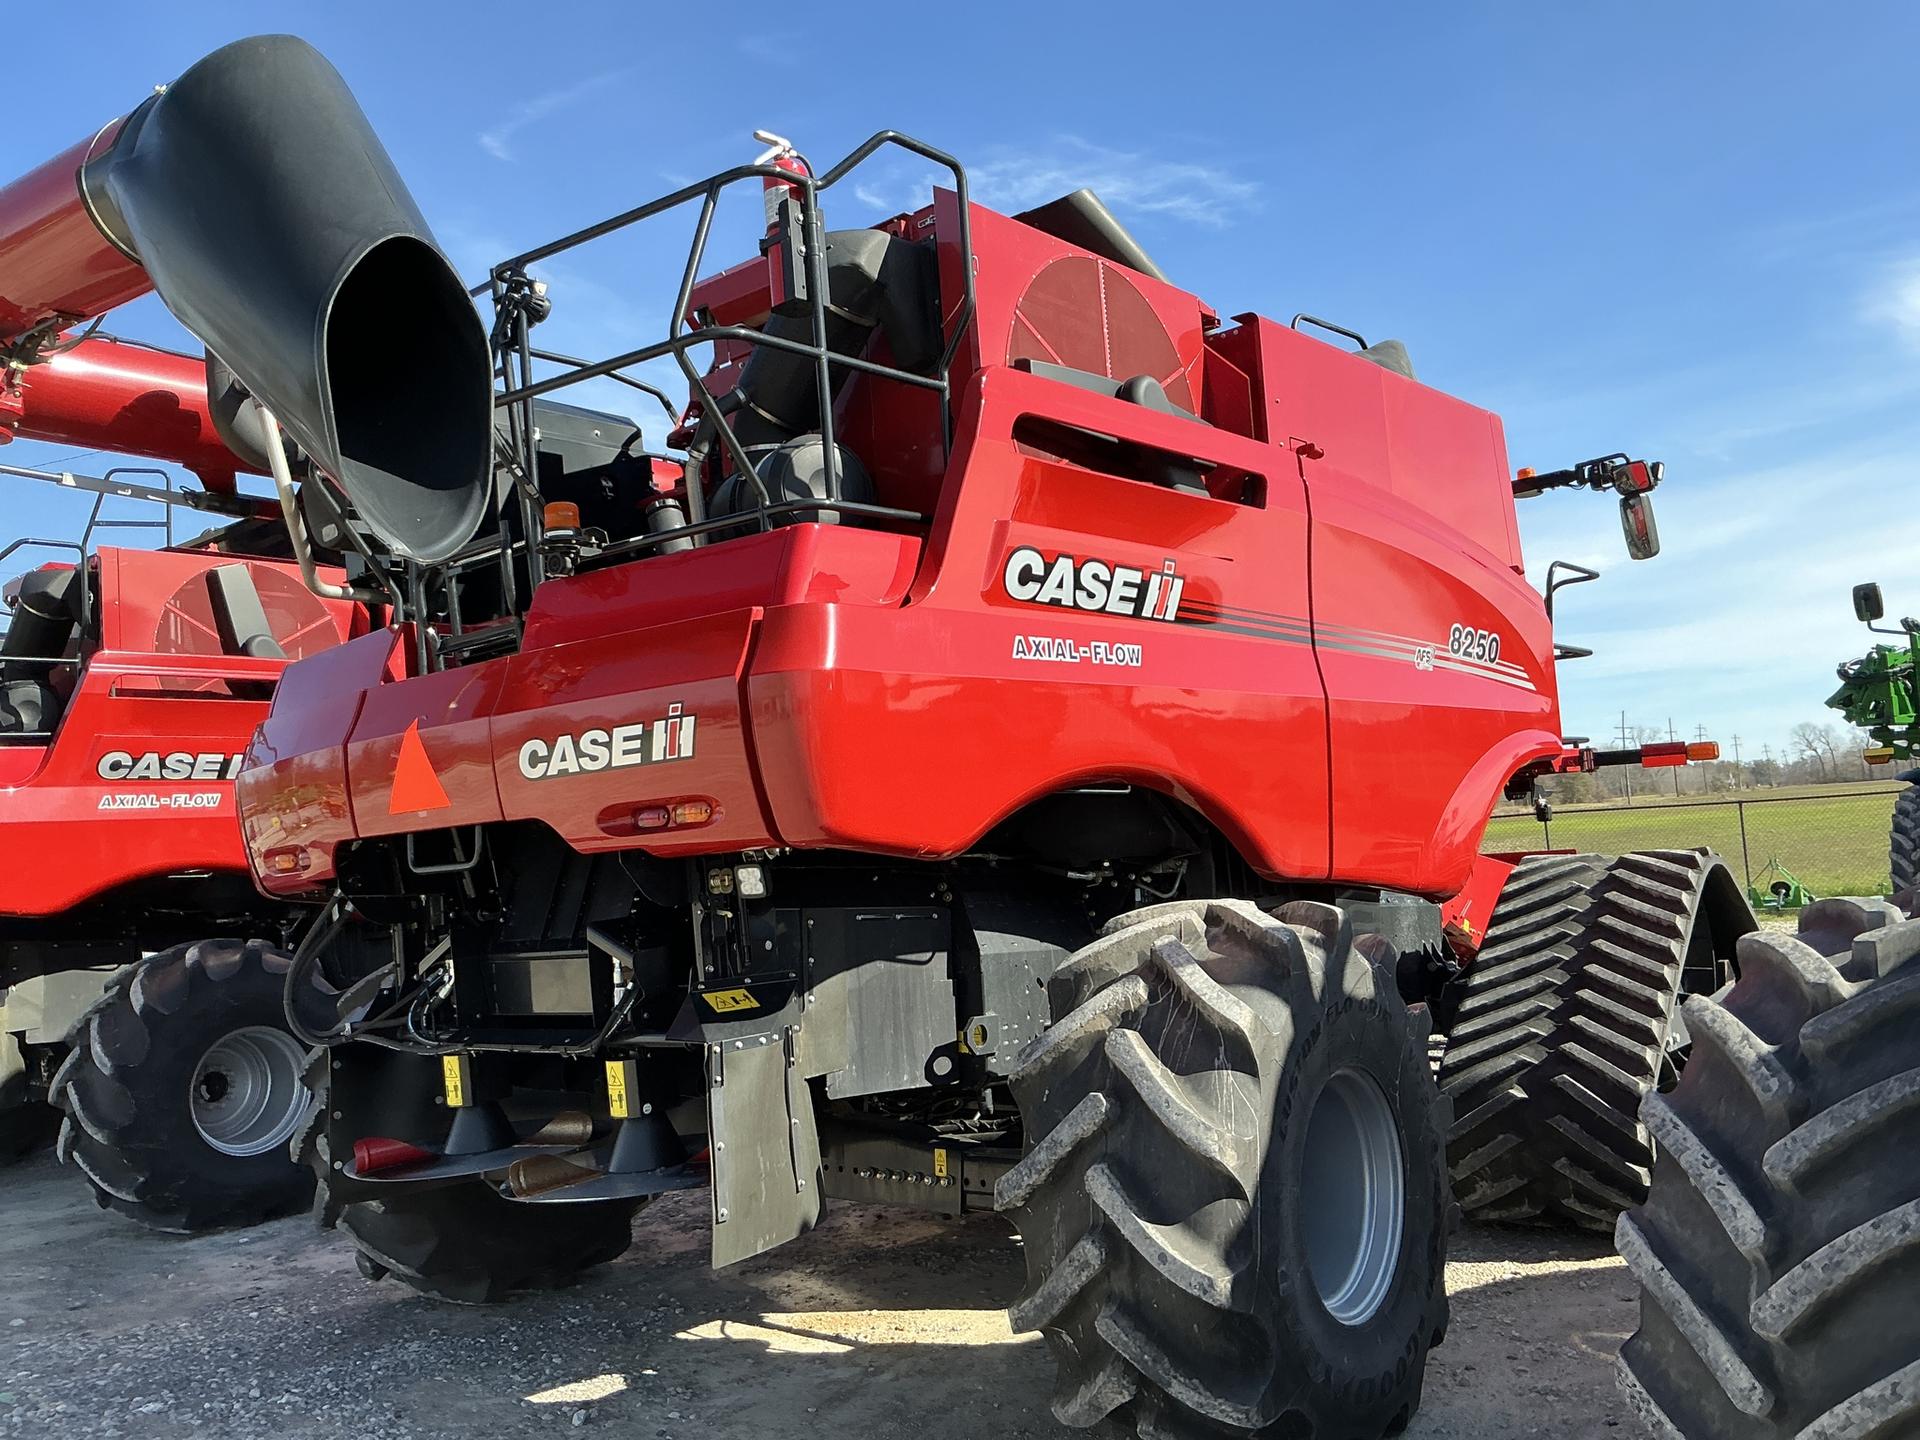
[81,35,492,564]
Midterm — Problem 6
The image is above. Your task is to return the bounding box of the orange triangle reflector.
[389,719,451,814]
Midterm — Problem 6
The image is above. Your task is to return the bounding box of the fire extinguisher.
[752,130,813,314]
[751,129,811,234]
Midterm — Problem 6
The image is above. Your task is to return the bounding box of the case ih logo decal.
[517,705,697,782]
[1002,547,1186,622]
[96,751,243,782]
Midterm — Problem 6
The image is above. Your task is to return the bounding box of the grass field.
[1482,784,1903,897]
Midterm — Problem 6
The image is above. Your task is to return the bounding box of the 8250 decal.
[1447,624,1501,664]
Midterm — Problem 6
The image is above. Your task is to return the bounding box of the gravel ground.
[1,1149,1646,1439]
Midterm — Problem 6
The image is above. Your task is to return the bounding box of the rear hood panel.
[239,526,926,889]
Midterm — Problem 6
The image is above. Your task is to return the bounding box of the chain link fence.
[1481,783,1905,899]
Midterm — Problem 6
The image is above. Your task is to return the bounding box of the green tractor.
[1827,581,1920,890]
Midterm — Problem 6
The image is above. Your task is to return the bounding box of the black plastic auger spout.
[81,34,493,564]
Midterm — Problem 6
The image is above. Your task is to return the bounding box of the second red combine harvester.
[0,331,362,1226]
[7,35,1762,1440]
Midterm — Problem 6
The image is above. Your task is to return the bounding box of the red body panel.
[2,548,356,918]
[238,628,397,896]
[1249,321,1562,891]
[239,198,1569,904]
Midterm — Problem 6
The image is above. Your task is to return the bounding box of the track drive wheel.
[1617,897,1920,1439]
[52,938,324,1231]
[301,1058,642,1304]
[998,899,1449,1439]
[1438,849,1752,1230]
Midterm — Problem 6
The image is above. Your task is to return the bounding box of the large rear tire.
[998,899,1449,1439]
[1616,898,1920,1439]
[52,938,322,1231]
[1438,850,1750,1229]
[301,1059,642,1304]
[1890,780,1920,894]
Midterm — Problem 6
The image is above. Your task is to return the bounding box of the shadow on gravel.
[1,1154,1643,1440]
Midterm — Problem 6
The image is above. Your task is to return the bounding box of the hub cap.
[189,1026,309,1158]
[1301,1068,1405,1326]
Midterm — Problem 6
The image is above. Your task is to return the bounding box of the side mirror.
[1854,583,1886,623]
[1620,493,1660,560]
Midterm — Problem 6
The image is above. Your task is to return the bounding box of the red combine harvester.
[8,35,1770,1439]
[0,336,365,1226]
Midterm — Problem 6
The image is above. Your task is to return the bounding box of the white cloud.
[479,72,630,162]
[967,137,1257,227]
[846,135,1257,229]
[1868,257,1920,347]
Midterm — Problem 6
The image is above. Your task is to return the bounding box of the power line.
[7,445,106,470]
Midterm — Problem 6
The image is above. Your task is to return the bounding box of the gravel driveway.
[1,1150,1645,1439]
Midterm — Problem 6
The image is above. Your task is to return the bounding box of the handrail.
[390,131,980,667]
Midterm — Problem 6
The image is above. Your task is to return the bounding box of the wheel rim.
[189,1026,310,1158]
[1301,1068,1405,1326]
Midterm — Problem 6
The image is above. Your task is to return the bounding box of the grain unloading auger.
[0,32,494,570]
[0,34,484,1225]
[7,33,1797,1440]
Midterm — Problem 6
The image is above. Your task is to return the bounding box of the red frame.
[0,337,246,490]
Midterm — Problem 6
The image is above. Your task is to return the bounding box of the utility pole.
[1695,724,1713,793]
[1668,718,1682,796]
[1616,710,1635,801]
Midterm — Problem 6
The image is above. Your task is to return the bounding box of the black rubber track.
[52,938,325,1232]
[300,1053,642,1305]
[1617,897,1920,1439]
[1890,783,1920,894]
[1438,849,1751,1230]
[998,899,1450,1439]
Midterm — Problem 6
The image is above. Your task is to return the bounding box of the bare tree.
[1788,721,1842,781]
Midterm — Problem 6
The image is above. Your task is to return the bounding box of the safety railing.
[399,132,977,671]
[0,464,263,739]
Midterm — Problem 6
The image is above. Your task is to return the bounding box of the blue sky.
[5,3,1917,763]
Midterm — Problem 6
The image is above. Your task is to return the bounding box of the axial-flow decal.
[1011,635,1144,667]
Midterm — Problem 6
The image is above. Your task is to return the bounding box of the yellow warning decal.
[932,1147,949,1179]
[705,987,760,1013]
[441,1054,469,1108]
[606,1060,633,1119]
